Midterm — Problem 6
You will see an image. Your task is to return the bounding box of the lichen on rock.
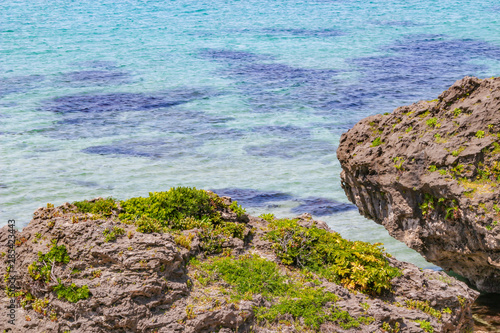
[338,76,500,293]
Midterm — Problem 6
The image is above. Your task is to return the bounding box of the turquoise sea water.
[2,0,500,268]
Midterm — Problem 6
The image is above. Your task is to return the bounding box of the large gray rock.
[338,76,500,293]
[1,198,478,332]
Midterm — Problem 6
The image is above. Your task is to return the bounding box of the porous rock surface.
[1,195,477,332]
[338,76,500,293]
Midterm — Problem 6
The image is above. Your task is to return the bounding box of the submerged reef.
[1,187,477,332]
[338,76,500,293]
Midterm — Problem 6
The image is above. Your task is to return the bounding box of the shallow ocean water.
[2,0,500,272]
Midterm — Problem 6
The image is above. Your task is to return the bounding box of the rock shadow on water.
[291,197,356,216]
[211,188,293,208]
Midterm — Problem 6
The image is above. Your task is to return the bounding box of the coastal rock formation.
[0,189,478,332]
[338,76,500,293]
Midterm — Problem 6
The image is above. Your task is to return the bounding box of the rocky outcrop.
[338,76,500,293]
[1,191,478,332]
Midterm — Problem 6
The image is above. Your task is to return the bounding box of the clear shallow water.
[2,0,500,269]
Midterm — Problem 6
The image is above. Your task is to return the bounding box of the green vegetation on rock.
[414,319,434,333]
[371,137,383,147]
[119,187,225,229]
[119,187,246,254]
[194,254,374,330]
[261,215,401,294]
[53,281,90,303]
[73,197,117,217]
[28,244,70,283]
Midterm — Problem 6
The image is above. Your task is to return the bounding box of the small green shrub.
[492,142,500,154]
[404,299,441,319]
[414,319,434,333]
[174,233,194,249]
[451,146,465,157]
[73,197,117,217]
[120,187,225,230]
[32,297,49,315]
[426,118,439,128]
[53,281,90,303]
[419,110,430,118]
[371,137,383,147]
[420,193,438,218]
[198,221,246,254]
[134,216,165,233]
[382,321,400,333]
[428,165,437,172]
[120,187,222,224]
[120,187,247,254]
[475,130,485,139]
[259,213,275,222]
[28,245,70,283]
[453,108,462,117]
[393,157,405,171]
[103,226,125,242]
[264,217,401,294]
[229,200,246,218]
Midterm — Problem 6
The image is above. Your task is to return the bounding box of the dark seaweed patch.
[219,60,339,114]
[262,28,344,38]
[82,138,202,159]
[202,35,500,120]
[39,86,233,140]
[0,75,45,98]
[43,91,201,114]
[198,48,274,63]
[48,104,236,140]
[200,48,341,114]
[370,20,422,27]
[60,70,130,86]
[245,140,335,159]
[72,60,119,69]
[228,62,338,86]
[349,34,500,106]
[211,188,293,207]
[249,125,311,138]
[291,197,356,216]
